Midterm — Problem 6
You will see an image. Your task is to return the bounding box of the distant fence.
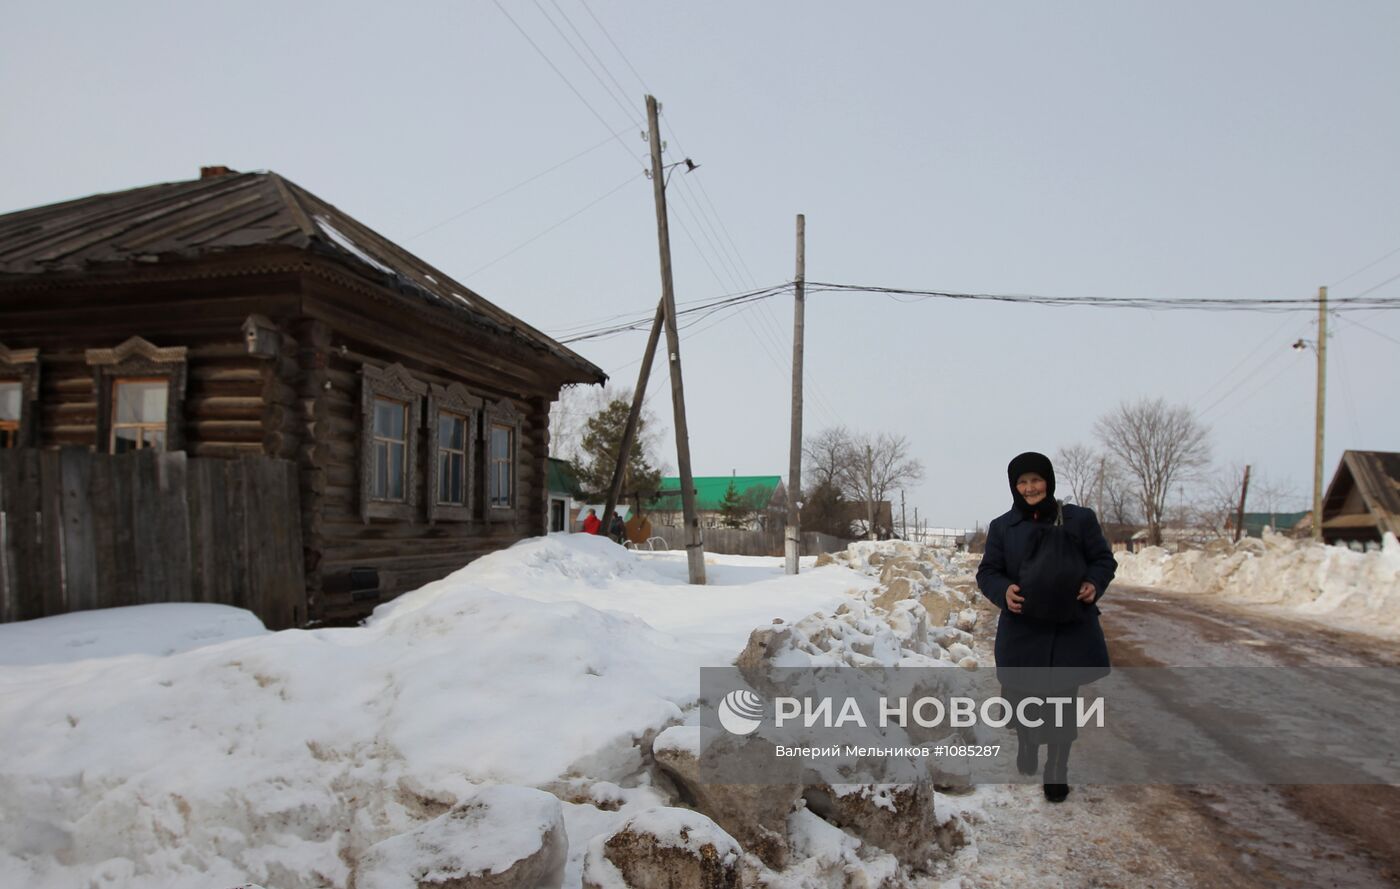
[651,525,849,558]
[0,448,305,630]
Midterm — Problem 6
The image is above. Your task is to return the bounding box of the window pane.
[146,429,165,451]
[388,442,405,499]
[439,414,465,450]
[449,454,463,503]
[114,427,140,453]
[115,381,168,424]
[0,383,20,421]
[374,442,388,498]
[492,462,511,506]
[491,425,509,460]
[375,399,405,440]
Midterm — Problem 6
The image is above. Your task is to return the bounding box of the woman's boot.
[1015,726,1040,776]
[1043,742,1071,802]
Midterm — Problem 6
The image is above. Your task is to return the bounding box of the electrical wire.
[406,127,632,241]
[802,281,1400,312]
[544,0,642,125]
[557,283,793,343]
[1331,243,1400,288]
[465,172,642,278]
[491,0,644,166]
[1336,314,1400,349]
[1193,314,1296,405]
[531,0,643,131]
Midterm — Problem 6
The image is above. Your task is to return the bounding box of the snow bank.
[1115,531,1400,637]
[0,603,266,666]
[0,534,874,889]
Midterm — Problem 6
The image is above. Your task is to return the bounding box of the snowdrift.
[1114,530,1400,637]
[0,534,892,888]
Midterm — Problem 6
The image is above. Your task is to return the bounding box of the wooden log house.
[0,167,606,623]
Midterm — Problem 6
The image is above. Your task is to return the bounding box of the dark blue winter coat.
[976,502,1117,686]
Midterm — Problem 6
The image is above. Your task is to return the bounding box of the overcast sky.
[4,1,1398,528]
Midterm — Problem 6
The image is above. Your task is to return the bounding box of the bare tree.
[838,431,925,540]
[1095,398,1211,546]
[803,425,851,489]
[1055,443,1103,506]
[1099,460,1140,529]
[1200,463,1249,539]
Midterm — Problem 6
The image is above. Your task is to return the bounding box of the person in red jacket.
[581,509,601,535]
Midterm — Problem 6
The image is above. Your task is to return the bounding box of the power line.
[1197,345,1296,419]
[1220,353,1307,418]
[1346,268,1400,301]
[406,127,631,241]
[491,0,644,166]
[466,172,642,278]
[1193,314,1296,405]
[802,281,1400,312]
[556,283,792,343]
[1337,314,1400,349]
[577,0,652,94]
[1331,243,1400,288]
[530,0,643,130]
[545,0,640,124]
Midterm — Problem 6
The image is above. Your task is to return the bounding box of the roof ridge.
[266,172,319,240]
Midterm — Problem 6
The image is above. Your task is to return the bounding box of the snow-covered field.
[0,535,892,888]
[1115,530,1400,639]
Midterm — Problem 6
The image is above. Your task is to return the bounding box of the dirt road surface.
[939,584,1399,889]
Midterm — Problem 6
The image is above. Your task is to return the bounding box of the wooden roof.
[1321,450,1400,538]
[0,170,605,383]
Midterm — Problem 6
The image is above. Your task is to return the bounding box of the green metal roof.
[546,457,583,497]
[646,475,782,512]
[1241,511,1309,537]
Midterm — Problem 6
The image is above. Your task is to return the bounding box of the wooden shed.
[0,168,605,625]
[1318,450,1400,545]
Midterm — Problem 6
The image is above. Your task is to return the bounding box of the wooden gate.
[0,448,305,629]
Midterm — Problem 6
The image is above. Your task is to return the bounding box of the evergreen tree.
[719,478,750,528]
[572,396,662,502]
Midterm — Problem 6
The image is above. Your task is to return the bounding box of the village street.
[944,584,1400,889]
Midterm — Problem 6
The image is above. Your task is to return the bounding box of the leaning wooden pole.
[1233,464,1251,543]
[645,94,705,584]
[785,214,805,575]
[602,302,665,536]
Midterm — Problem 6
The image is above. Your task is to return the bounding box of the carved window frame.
[0,344,39,448]
[86,337,187,453]
[483,398,523,522]
[425,382,483,524]
[359,363,427,523]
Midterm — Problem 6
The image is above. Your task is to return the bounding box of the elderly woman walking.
[976,451,1117,802]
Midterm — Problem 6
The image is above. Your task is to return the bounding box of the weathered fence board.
[60,447,97,612]
[0,448,305,629]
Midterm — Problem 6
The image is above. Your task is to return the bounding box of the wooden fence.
[0,448,305,630]
[649,525,849,558]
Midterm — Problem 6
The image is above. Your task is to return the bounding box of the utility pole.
[785,214,805,575]
[1312,286,1327,541]
[646,95,705,584]
[1233,464,1251,543]
[603,302,665,535]
[900,490,907,541]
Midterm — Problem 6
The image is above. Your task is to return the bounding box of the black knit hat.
[1007,451,1056,514]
